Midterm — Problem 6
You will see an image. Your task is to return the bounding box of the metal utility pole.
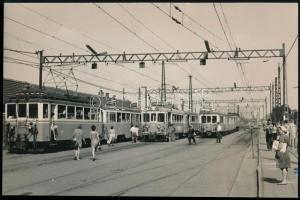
[282,43,287,120]
[122,88,125,110]
[181,99,184,111]
[272,82,275,110]
[39,50,43,90]
[265,97,268,120]
[161,61,166,105]
[189,75,193,112]
[275,77,278,107]
[99,89,104,139]
[278,63,281,106]
[138,87,141,110]
[142,87,147,110]
[269,83,272,115]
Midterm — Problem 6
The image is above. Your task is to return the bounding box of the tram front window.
[76,107,83,120]
[201,116,206,123]
[151,113,156,122]
[18,104,27,118]
[212,116,217,123]
[158,113,165,122]
[143,113,150,122]
[207,116,211,123]
[84,108,90,120]
[7,104,16,119]
[43,104,49,119]
[29,104,38,118]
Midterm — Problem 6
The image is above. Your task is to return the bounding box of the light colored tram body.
[4,89,140,152]
[199,112,240,137]
[140,107,199,141]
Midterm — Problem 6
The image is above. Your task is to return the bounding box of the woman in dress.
[90,125,100,161]
[275,126,291,185]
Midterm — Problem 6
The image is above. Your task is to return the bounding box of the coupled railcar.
[199,112,240,137]
[140,107,199,141]
[4,88,140,152]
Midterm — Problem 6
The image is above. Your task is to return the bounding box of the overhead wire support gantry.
[42,48,283,64]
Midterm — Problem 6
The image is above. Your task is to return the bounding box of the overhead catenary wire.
[286,34,298,58]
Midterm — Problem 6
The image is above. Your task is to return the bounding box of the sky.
[3,2,298,118]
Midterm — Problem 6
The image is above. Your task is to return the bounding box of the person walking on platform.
[90,125,100,161]
[216,122,222,143]
[107,126,116,146]
[266,121,273,150]
[274,126,291,185]
[187,125,196,145]
[72,125,85,160]
[288,119,297,152]
[271,123,278,141]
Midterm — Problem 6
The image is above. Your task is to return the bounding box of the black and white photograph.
[3,1,298,197]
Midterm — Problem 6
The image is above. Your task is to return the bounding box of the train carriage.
[4,88,140,152]
[199,112,240,137]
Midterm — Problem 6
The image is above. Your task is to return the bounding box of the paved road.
[3,129,257,196]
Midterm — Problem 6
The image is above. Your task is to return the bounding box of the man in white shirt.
[216,122,222,143]
[288,119,297,150]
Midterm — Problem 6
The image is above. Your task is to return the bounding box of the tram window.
[58,105,66,119]
[84,108,91,120]
[7,104,16,119]
[18,104,27,118]
[201,116,206,123]
[220,116,224,123]
[117,112,121,122]
[207,116,211,123]
[43,104,48,119]
[172,115,175,122]
[158,113,165,122]
[90,108,97,120]
[126,113,130,122]
[212,116,217,123]
[67,106,75,119]
[109,112,116,122]
[143,113,150,122]
[151,113,156,122]
[76,107,83,120]
[121,113,126,122]
[29,104,38,118]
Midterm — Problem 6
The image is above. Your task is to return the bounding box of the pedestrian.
[266,121,273,150]
[216,122,222,143]
[50,112,58,141]
[130,125,138,143]
[169,123,176,142]
[274,126,291,185]
[90,125,100,161]
[288,119,297,151]
[107,126,116,146]
[271,123,278,141]
[188,125,196,144]
[72,124,85,160]
[134,125,139,142]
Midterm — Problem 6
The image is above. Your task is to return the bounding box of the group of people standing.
[264,119,298,185]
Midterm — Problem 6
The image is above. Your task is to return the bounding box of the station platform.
[258,129,298,197]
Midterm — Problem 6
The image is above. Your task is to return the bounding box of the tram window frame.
[29,103,38,119]
[18,103,27,118]
[158,113,165,122]
[76,107,83,120]
[201,116,207,123]
[84,107,91,120]
[109,112,116,122]
[43,104,49,119]
[7,104,16,119]
[67,106,75,119]
[58,105,66,119]
[212,116,217,123]
[143,113,150,122]
[151,113,156,122]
